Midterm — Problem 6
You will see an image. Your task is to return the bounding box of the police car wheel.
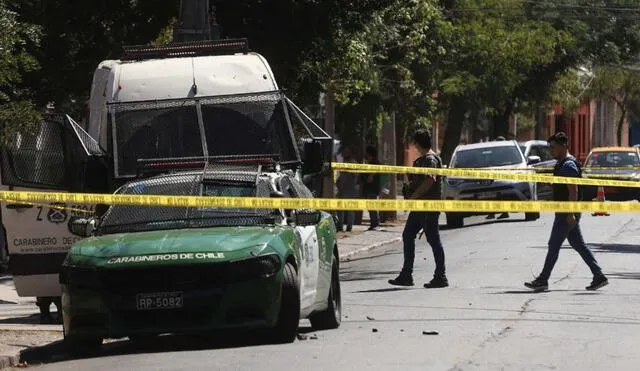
[310,256,341,330]
[64,333,102,356]
[270,262,300,343]
[525,212,540,221]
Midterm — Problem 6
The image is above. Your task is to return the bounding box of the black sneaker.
[524,277,548,291]
[586,274,608,291]
[424,276,448,288]
[388,274,414,286]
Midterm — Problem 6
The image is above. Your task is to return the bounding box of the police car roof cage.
[135,154,298,178]
[121,38,250,61]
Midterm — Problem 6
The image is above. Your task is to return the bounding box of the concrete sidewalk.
[0,215,408,369]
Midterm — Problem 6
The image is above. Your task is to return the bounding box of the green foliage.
[0,1,42,138]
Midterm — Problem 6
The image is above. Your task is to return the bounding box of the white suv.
[442,140,540,228]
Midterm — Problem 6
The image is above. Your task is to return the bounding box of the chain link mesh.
[0,117,66,189]
[111,91,299,177]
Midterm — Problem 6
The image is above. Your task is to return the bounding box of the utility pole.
[322,84,336,199]
[173,0,221,42]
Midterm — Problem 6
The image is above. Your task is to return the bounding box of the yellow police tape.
[1,190,639,213]
[331,162,640,188]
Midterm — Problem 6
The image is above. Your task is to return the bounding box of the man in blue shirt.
[525,132,608,291]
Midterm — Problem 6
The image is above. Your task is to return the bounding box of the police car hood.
[70,226,288,263]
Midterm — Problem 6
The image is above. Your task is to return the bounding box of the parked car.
[518,140,557,200]
[60,161,341,354]
[442,140,540,228]
[582,146,640,201]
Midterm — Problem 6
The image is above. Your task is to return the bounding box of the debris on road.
[422,331,439,335]
[366,316,375,321]
[372,328,378,333]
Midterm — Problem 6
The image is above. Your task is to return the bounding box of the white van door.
[0,115,106,297]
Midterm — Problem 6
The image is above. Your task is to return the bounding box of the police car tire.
[64,333,102,356]
[309,256,341,330]
[525,212,540,221]
[271,262,300,344]
[446,213,464,228]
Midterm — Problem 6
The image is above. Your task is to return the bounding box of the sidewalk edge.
[338,237,401,262]
[0,353,20,369]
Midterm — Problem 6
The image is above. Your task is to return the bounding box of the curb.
[339,237,401,262]
[0,354,20,369]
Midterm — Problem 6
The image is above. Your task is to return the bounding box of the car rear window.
[586,151,640,167]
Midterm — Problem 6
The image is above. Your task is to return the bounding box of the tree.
[0,0,42,140]
[9,0,179,116]
[436,0,572,163]
[586,66,640,145]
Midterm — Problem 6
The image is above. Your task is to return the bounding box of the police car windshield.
[453,146,523,168]
[585,151,640,168]
[97,175,277,235]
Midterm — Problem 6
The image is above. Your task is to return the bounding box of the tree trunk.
[492,101,514,139]
[440,96,467,166]
[617,107,626,146]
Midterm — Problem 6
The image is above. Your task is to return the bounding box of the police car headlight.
[227,253,281,281]
[59,264,100,289]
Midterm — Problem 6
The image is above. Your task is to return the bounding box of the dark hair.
[413,128,432,149]
[547,131,569,146]
[495,136,506,141]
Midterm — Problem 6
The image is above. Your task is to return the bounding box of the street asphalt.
[5,212,640,370]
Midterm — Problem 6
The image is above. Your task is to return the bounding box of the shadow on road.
[0,313,43,325]
[605,271,640,280]
[527,243,640,254]
[340,270,399,282]
[591,243,640,254]
[488,289,582,295]
[20,327,328,367]
[353,287,417,293]
[440,218,530,231]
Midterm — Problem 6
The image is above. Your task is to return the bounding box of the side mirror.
[527,155,541,165]
[292,209,321,226]
[68,217,96,238]
[302,140,325,175]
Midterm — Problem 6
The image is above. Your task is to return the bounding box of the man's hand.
[567,213,576,225]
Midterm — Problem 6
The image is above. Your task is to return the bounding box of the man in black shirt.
[389,129,448,288]
[525,132,608,291]
[360,145,381,230]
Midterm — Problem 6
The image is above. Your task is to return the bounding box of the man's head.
[412,128,432,154]
[365,145,377,161]
[547,132,569,160]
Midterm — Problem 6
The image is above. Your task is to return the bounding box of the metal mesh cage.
[97,162,283,235]
[0,117,66,189]
[110,92,299,178]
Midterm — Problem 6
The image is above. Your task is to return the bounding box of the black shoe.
[586,274,608,291]
[367,226,379,231]
[486,214,495,220]
[497,213,509,219]
[388,274,414,286]
[524,277,548,291]
[424,276,448,288]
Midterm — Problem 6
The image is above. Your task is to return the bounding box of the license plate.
[136,292,183,311]
[477,192,496,199]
